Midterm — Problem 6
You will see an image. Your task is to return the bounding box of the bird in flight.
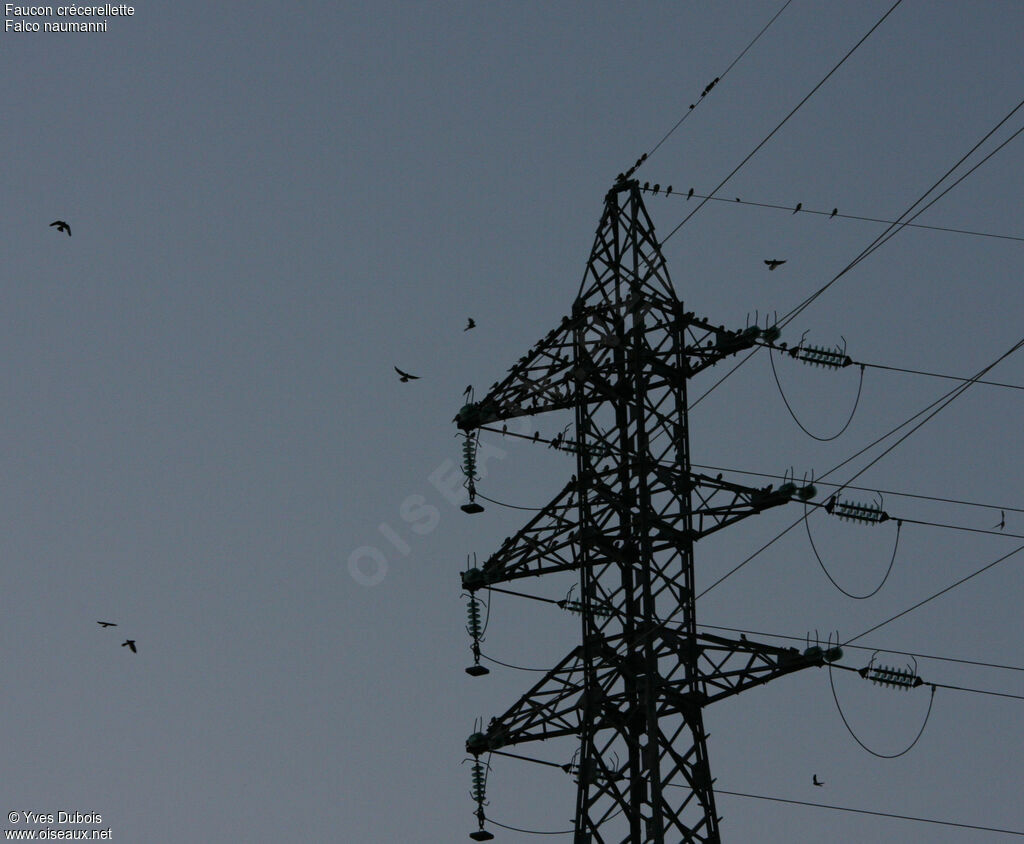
[464,318,476,332]
[764,259,787,271]
[792,202,803,214]
[96,621,117,628]
[812,775,824,787]
[50,220,71,236]
[121,639,137,653]
[394,366,420,382]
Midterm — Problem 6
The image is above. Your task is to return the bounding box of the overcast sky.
[3,2,1022,841]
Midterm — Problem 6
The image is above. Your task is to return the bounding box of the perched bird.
[994,510,1005,530]
[97,621,117,628]
[643,181,650,191]
[463,385,473,397]
[792,202,802,214]
[830,208,838,219]
[464,318,476,331]
[687,188,694,201]
[121,639,137,653]
[652,184,660,195]
[812,775,824,787]
[665,185,672,195]
[764,259,787,271]
[50,220,71,236]
[394,366,420,382]
[735,197,741,202]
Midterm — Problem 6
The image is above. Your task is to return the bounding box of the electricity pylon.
[456,178,841,843]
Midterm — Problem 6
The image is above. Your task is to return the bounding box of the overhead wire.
[688,96,1024,411]
[643,0,795,163]
[660,0,904,245]
[696,622,1024,674]
[842,543,1024,647]
[697,332,1024,599]
[662,189,1024,243]
[689,462,1024,514]
[760,338,1024,392]
[713,789,1024,837]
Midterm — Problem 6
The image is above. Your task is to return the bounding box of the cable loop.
[770,347,865,441]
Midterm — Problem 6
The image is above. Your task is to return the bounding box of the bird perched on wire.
[764,259,787,271]
[394,366,420,382]
[830,208,838,219]
[464,318,476,332]
[687,188,694,200]
[792,202,802,214]
[50,220,71,236]
[121,639,137,653]
[97,621,117,628]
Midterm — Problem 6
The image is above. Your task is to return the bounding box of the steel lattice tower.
[456,179,840,843]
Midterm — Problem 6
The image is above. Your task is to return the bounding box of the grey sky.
[3,2,1022,841]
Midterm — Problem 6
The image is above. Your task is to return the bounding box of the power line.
[662,189,1024,244]
[688,96,1024,411]
[661,0,904,244]
[690,463,1024,514]
[843,543,1024,647]
[713,789,1024,837]
[696,622,1024,674]
[697,333,1024,599]
[644,0,794,163]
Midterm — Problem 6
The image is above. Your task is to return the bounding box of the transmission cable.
[842,543,1024,647]
[713,789,1024,837]
[660,0,903,245]
[688,97,1024,411]
[689,462,1024,515]
[664,190,1024,243]
[697,622,1024,674]
[697,333,1024,599]
[644,0,794,163]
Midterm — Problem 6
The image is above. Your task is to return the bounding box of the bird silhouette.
[735,197,741,202]
[665,185,672,195]
[652,184,660,195]
[643,182,650,191]
[792,202,802,214]
[830,208,838,219]
[394,366,420,382]
[687,188,694,200]
[994,510,1005,530]
[463,385,473,396]
[97,621,117,628]
[50,220,71,236]
[464,318,476,331]
[121,639,137,653]
[812,775,824,787]
[764,259,787,271]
